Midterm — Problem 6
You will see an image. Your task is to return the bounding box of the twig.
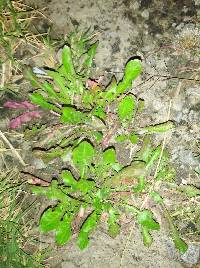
[0,130,26,166]
[0,63,6,88]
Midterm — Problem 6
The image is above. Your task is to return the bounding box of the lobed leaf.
[118,95,135,124]
[62,45,75,78]
[40,206,64,232]
[143,121,175,133]
[60,107,86,124]
[72,140,95,178]
[124,59,142,83]
[107,208,120,238]
[146,145,162,170]
[30,92,60,112]
[83,41,99,68]
[61,170,77,187]
[103,148,116,165]
[141,226,153,247]
[116,59,142,94]
[77,211,99,249]
[173,235,188,254]
[129,133,138,144]
[42,81,57,98]
[115,134,127,142]
[55,214,72,245]
[137,210,160,230]
[77,230,89,250]
[108,222,120,238]
[77,179,96,193]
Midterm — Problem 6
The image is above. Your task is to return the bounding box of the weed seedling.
[27,30,188,253]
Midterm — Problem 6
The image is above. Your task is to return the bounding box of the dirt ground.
[2,0,200,267]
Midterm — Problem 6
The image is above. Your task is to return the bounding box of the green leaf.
[129,133,138,144]
[156,167,176,182]
[60,107,86,124]
[150,191,163,204]
[116,59,142,94]
[103,148,116,165]
[42,81,57,98]
[82,92,94,107]
[32,185,47,196]
[137,99,145,113]
[83,41,98,68]
[30,92,60,112]
[62,45,75,78]
[92,107,106,120]
[137,210,160,230]
[111,161,146,187]
[107,208,120,238]
[81,211,99,233]
[137,136,153,162]
[143,121,175,133]
[141,226,153,247]
[77,230,89,250]
[77,211,99,250]
[162,203,188,253]
[46,70,68,94]
[118,95,135,124]
[108,222,120,238]
[25,68,42,88]
[61,170,77,186]
[43,149,64,162]
[72,141,95,178]
[103,76,117,101]
[124,59,142,83]
[55,214,72,245]
[173,235,188,254]
[115,134,127,142]
[111,162,124,172]
[92,131,103,142]
[116,81,129,94]
[146,145,162,170]
[77,179,96,193]
[133,176,145,193]
[40,206,64,232]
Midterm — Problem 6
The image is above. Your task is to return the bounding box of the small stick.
[0,130,26,166]
[0,63,5,88]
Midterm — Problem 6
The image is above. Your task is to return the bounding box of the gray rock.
[32,158,47,169]
[181,244,200,266]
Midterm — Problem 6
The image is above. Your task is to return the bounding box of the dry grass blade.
[0,130,26,166]
[0,0,52,94]
[0,167,46,267]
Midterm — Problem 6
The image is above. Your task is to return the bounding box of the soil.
[1,0,200,267]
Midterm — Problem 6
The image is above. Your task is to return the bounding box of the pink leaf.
[4,100,38,110]
[86,79,99,89]
[28,177,50,186]
[9,111,41,129]
[86,76,104,90]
